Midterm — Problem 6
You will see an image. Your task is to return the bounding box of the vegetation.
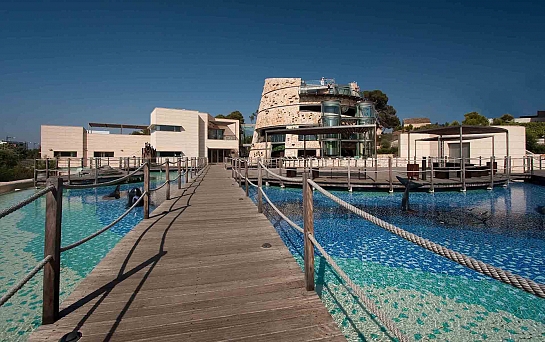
[130,127,151,135]
[249,111,257,124]
[216,111,245,124]
[363,90,400,129]
[377,132,398,155]
[462,112,489,126]
[0,145,39,182]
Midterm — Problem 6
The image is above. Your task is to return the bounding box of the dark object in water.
[536,206,545,215]
[102,185,121,199]
[128,188,144,207]
[59,331,82,342]
[396,176,424,212]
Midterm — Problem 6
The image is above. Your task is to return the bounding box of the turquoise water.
[251,183,545,341]
[0,171,179,341]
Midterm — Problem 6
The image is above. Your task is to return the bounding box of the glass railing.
[299,82,363,98]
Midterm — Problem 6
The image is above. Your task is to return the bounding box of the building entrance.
[208,149,231,163]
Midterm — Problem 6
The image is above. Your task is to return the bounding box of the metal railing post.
[165,159,170,200]
[303,171,315,291]
[42,177,63,324]
[144,161,150,219]
[177,158,182,189]
[245,159,249,197]
[257,159,263,213]
[388,156,393,193]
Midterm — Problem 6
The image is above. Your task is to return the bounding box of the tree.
[462,112,489,126]
[363,90,400,129]
[216,111,245,124]
[131,127,150,135]
[492,114,515,125]
[249,111,257,124]
[451,120,460,126]
[215,114,226,119]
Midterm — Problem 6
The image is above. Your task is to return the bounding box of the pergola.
[88,122,149,134]
[265,124,377,157]
[406,125,509,163]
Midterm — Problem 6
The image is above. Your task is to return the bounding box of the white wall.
[41,125,85,158]
[150,108,201,157]
[86,133,149,158]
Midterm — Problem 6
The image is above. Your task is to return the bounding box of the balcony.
[299,79,363,98]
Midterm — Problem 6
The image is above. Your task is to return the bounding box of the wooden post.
[177,158,182,189]
[45,158,49,179]
[540,155,543,170]
[429,159,435,193]
[143,161,150,219]
[119,157,122,169]
[303,171,315,291]
[245,159,249,197]
[184,157,189,183]
[192,157,196,178]
[374,157,378,181]
[231,158,235,179]
[94,160,98,185]
[165,159,170,200]
[238,159,242,187]
[507,156,511,186]
[107,157,110,166]
[33,159,37,187]
[388,156,393,193]
[257,160,263,213]
[530,156,534,176]
[347,158,352,192]
[42,177,63,324]
[67,158,71,185]
[488,156,494,190]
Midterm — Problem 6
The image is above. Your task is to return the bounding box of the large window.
[151,125,182,132]
[94,151,114,157]
[54,151,77,157]
[298,135,317,141]
[208,129,225,140]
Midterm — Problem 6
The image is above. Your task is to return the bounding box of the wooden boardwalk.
[29,165,343,342]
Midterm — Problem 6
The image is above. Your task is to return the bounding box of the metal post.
[429,159,435,193]
[257,159,263,213]
[388,156,393,193]
[177,158,182,189]
[165,159,170,200]
[67,158,71,185]
[143,161,150,219]
[302,171,315,291]
[42,177,63,324]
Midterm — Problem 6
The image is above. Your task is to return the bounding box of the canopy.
[88,122,148,130]
[266,124,375,136]
[411,125,507,135]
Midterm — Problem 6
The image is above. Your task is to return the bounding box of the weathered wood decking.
[29,165,343,341]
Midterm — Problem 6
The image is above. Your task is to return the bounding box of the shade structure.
[88,122,149,130]
[411,125,508,135]
[266,124,376,136]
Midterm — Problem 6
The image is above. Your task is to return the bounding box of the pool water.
[0,171,179,341]
[251,183,545,341]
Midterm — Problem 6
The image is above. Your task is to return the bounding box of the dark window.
[151,125,182,132]
[208,129,225,139]
[269,134,285,143]
[157,151,180,157]
[298,135,318,141]
[94,151,114,157]
[299,105,321,112]
[54,151,77,157]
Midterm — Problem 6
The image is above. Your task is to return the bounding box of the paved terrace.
[29,165,343,341]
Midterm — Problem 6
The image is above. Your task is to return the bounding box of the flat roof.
[88,122,149,130]
[409,125,508,135]
[416,135,493,142]
[266,125,376,135]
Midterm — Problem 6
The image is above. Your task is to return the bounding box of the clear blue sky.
[1,0,544,144]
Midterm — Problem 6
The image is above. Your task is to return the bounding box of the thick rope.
[60,191,147,252]
[0,186,54,220]
[259,161,303,183]
[150,180,169,192]
[308,233,409,342]
[259,188,304,234]
[0,255,52,307]
[258,186,406,341]
[65,163,146,189]
[308,180,545,299]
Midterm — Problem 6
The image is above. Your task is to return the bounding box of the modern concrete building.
[250,78,378,159]
[402,117,431,129]
[41,108,239,164]
[514,110,545,123]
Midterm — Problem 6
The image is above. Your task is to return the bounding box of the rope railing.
[257,185,407,342]
[149,180,169,192]
[64,163,146,189]
[60,191,147,252]
[0,255,52,307]
[259,161,303,183]
[307,179,545,299]
[0,185,54,220]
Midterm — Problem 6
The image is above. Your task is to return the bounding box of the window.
[299,105,321,112]
[94,151,114,157]
[157,151,181,157]
[151,125,182,132]
[208,129,225,140]
[269,134,285,143]
[54,151,77,157]
[298,135,317,141]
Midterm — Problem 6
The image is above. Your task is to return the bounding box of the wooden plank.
[29,165,341,342]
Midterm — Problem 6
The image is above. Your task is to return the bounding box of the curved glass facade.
[321,101,341,156]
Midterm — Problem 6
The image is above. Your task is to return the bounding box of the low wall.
[0,179,34,195]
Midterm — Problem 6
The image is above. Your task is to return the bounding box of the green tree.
[216,111,245,124]
[249,111,257,124]
[451,120,460,126]
[363,90,400,129]
[131,127,150,135]
[215,114,226,119]
[462,112,489,126]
